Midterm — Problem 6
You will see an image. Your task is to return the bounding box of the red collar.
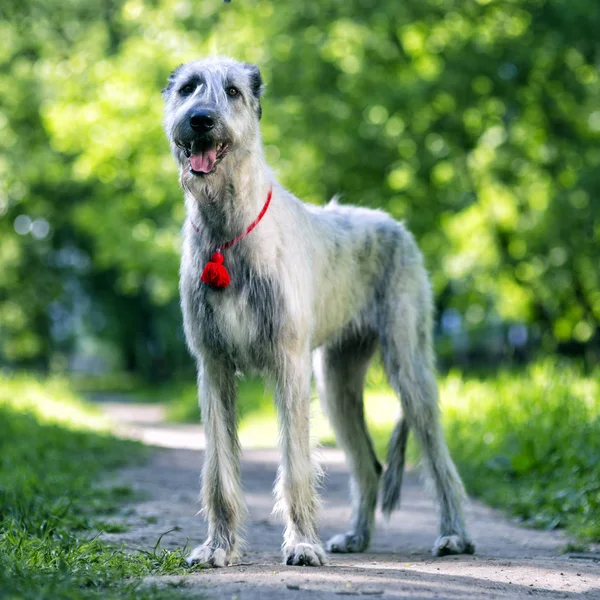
[191,186,273,290]
[190,186,272,250]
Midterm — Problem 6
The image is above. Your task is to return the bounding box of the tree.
[1,0,598,374]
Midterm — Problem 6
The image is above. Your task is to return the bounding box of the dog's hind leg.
[380,262,474,556]
[314,332,382,553]
[274,348,327,566]
[187,356,245,568]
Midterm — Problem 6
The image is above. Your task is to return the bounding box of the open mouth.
[183,140,230,176]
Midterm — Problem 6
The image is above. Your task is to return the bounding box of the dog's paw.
[186,544,231,568]
[432,534,475,557]
[326,531,368,553]
[284,542,327,566]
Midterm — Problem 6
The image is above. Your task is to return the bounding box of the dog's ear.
[244,63,264,98]
[243,63,264,120]
[162,64,184,97]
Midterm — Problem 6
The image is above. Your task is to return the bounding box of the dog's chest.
[184,257,282,369]
[210,293,260,355]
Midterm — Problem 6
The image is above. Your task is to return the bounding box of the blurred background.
[1,2,600,575]
[1,0,599,380]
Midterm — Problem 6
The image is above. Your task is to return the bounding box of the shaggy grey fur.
[162,56,474,568]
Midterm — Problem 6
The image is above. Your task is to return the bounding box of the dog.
[162,56,474,567]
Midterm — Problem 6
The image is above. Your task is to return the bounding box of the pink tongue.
[190,149,217,173]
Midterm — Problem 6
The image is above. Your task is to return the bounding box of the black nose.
[190,110,215,133]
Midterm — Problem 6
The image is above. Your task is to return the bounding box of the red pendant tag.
[193,186,272,290]
[200,251,231,289]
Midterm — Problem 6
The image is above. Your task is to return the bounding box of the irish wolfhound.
[162,56,474,568]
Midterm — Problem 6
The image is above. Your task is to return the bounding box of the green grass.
[71,372,145,396]
[0,375,196,599]
[158,359,600,544]
[441,361,600,543]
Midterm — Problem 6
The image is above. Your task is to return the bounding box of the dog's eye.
[180,83,196,96]
[227,86,239,97]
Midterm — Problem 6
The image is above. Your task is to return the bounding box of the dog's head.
[163,57,264,179]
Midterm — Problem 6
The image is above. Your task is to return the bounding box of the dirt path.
[98,400,600,599]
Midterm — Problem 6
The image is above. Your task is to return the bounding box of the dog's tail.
[381,416,410,517]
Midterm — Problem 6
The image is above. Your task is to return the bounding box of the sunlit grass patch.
[0,375,192,599]
[441,360,600,543]
[0,373,110,431]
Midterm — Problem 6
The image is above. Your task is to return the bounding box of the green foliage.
[0,0,598,371]
[0,376,193,599]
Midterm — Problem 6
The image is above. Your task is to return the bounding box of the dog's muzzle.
[175,110,231,176]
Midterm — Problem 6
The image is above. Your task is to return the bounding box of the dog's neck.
[183,141,271,245]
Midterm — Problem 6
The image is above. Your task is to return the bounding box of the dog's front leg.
[187,355,245,568]
[274,350,327,566]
